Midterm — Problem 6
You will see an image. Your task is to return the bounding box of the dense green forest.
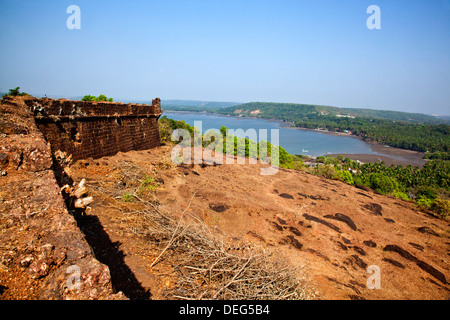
[292,117,450,154]
[215,102,450,155]
[313,155,449,219]
[162,100,239,112]
[217,102,448,124]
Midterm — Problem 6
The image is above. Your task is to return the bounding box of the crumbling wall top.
[16,96,162,119]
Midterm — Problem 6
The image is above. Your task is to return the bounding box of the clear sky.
[0,0,449,114]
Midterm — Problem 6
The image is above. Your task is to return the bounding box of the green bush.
[343,157,352,164]
[2,87,29,98]
[424,152,450,161]
[81,95,96,102]
[334,170,354,185]
[416,186,437,200]
[316,156,326,163]
[277,144,293,166]
[324,156,340,166]
[289,155,305,170]
[314,165,336,179]
[367,173,400,195]
[158,119,173,144]
[416,195,433,208]
[136,175,159,199]
[97,94,108,101]
[139,176,158,194]
[8,87,20,96]
[158,116,195,145]
[430,198,450,219]
[81,94,114,102]
[122,193,134,203]
[391,190,410,201]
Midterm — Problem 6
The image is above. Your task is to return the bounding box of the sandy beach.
[284,126,428,167]
[326,141,427,167]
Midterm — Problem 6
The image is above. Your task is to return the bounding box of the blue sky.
[0,0,449,115]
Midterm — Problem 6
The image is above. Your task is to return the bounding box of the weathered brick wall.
[23,98,163,160]
[0,96,126,299]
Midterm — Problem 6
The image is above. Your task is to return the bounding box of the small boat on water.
[302,149,309,153]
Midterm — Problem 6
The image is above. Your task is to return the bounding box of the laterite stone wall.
[23,97,163,160]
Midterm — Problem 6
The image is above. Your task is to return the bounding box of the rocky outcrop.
[0,97,125,300]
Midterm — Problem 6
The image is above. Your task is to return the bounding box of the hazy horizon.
[1,0,449,115]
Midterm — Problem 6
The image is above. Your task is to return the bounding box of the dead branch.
[117,193,314,300]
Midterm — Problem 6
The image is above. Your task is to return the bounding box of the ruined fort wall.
[0,96,126,299]
[24,98,162,160]
[0,96,163,299]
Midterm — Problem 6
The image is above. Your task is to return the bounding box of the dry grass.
[119,194,314,300]
[80,157,314,300]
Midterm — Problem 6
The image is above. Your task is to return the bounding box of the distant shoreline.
[282,125,427,167]
[325,150,427,168]
[163,110,428,167]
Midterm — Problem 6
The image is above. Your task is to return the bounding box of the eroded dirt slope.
[67,146,450,300]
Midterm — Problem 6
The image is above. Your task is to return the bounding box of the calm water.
[164,112,379,157]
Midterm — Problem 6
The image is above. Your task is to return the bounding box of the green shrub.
[81,95,96,102]
[316,156,326,163]
[391,190,410,201]
[81,94,114,102]
[416,195,433,208]
[314,165,336,179]
[158,119,173,144]
[8,87,21,96]
[2,87,29,98]
[367,173,400,195]
[138,176,158,196]
[122,193,134,203]
[424,152,450,161]
[324,156,340,166]
[353,176,364,187]
[97,94,108,101]
[430,198,450,219]
[289,155,305,170]
[158,116,195,145]
[281,159,304,170]
[334,170,354,185]
[343,157,352,164]
[416,186,437,200]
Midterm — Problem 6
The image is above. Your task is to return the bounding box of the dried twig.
[149,193,196,268]
[117,193,313,300]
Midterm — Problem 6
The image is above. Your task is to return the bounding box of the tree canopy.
[2,87,29,98]
[81,94,113,102]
